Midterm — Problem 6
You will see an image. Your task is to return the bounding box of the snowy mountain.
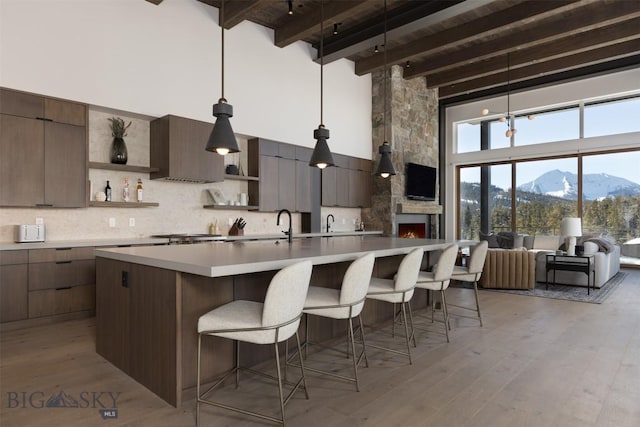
[517,170,640,200]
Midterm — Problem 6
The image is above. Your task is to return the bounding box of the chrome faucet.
[326,214,335,233]
[277,209,293,243]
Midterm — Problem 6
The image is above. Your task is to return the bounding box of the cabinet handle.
[35,204,53,207]
[56,248,72,251]
[35,117,53,122]
[56,261,72,264]
[55,286,72,291]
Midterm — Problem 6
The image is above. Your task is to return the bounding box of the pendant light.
[205,0,240,156]
[309,0,335,169]
[504,53,517,138]
[374,0,396,178]
[480,53,532,138]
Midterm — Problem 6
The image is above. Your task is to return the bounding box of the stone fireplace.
[362,65,441,237]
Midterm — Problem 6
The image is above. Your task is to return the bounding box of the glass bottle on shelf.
[136,178,143,202]
[105,180,112,202]
[123,178,130,202]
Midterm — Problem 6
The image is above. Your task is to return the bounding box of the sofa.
[479,248,536,289]
[528,235,621,288]
[479,232,621,289]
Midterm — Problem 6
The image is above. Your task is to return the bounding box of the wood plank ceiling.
[151,0,640,101]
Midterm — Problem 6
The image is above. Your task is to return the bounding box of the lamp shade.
[310,126,334,169]
[561,217,582,237]
[205,100,239,155]
[375,142,395,178]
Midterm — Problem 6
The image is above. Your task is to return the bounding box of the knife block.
[228,224,244,236]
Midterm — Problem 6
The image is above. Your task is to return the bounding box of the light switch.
[129,218,135,227]
[109,218,116,227]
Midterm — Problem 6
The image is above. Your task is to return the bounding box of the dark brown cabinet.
[0,250,28,323]
[349,157,372,208]
[27,247,95,319]
[0,88,87,208]
[150,115,224,183]
[248,138,314,212]
[295,147,313,212]
[96,259,178,406]
[322,154,371,208]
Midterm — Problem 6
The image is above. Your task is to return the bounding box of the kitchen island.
[95,236,454,407]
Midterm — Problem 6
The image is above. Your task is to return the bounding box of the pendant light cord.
[383,0,387,143]
[221,0,225,100]
[506,52,510,127]
[320,0,324,125]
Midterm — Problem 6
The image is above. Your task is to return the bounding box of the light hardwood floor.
[2,269,639,427]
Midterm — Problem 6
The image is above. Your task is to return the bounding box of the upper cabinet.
[0,88,87,208]
[322,154,371,208]
[150,115,224,183]
[247,138,318,213]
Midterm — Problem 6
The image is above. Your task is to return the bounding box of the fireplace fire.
[398,223,426,239]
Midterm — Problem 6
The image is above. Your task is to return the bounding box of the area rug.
[469,271,628,304]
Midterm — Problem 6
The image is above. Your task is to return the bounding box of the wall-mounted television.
[406,162,437,201]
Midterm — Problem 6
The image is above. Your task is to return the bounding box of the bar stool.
[449,241,488,326]
[365,248,423,364]
[288,253,375,391]
[196,260,313,426]
[414,243,459,343]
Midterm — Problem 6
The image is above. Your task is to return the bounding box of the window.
[582,151,640,243]
[584,96,640,138]
[515,158,577,235]
[514,107,580,146]
[456,122,480,153]
[459,166,480,239]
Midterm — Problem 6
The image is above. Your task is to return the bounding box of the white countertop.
[0,237,170,251]
[0,231,381,250]
[95,236,455,277]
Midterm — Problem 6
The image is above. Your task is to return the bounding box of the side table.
[545,253,596,295]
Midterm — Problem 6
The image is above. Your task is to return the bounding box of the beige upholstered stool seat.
[303,286,364,319]
[367,277,415,304]
[198,300,300,345]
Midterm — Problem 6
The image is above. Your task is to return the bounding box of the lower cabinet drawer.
[28,259,95,290]
[28,285,95,318]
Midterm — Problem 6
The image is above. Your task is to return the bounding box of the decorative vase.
[110,137,128,165]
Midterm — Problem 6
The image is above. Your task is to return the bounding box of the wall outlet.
[129,218,135,227]
[342,218,346,224]
[35,217,44,225]
[109,218,116,228]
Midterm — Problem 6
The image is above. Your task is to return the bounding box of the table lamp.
[561,217,582,256]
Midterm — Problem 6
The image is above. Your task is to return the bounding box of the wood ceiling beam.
[437,39,640,98]
[404,0,640,79]
[221,0,270,29]
[316,0,470,64]
[426,17,640,88]
[354,0,583,76]
[275,1,371,48]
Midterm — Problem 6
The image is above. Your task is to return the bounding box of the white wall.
[0,0,372,158]
[443,68,640,239]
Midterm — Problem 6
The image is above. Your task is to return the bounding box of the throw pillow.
[479,232,500,248]
[497,232,514,249]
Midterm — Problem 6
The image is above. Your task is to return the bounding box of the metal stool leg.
[473,280,484,326]
[196,334,202,426]
[401,302,413,365]
[441,290,450,343]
